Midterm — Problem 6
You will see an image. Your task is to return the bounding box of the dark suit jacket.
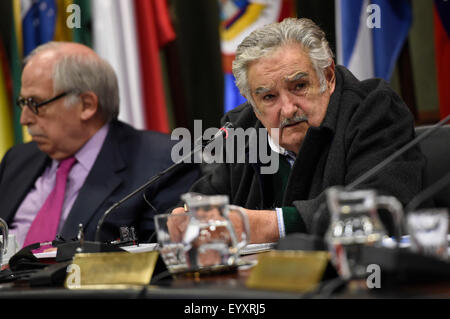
[0,120,201,243]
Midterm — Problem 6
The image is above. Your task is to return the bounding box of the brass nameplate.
[65,251,159,289]
[246,250,329,293]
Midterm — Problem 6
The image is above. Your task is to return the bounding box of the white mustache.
[280,115,308,129]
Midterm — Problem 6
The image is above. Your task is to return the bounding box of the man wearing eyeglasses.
[0,42,200,248]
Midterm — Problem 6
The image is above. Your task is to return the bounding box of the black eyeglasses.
[16,92,69,115]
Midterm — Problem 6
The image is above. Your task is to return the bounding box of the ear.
[79,91,99,121]
[325,60,336,94]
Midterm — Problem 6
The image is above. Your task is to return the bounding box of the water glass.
[154,213,190,274]
[407,208,448,259]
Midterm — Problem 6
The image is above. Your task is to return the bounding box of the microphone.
[94,122,234,242]
[199,122,232,145]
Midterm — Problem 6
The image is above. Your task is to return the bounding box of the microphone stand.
[94,122,233,242]
[405,171,450,212]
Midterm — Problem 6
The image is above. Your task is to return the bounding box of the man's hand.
[229,208,279,244]
[170,206,280,245]
[167,207,190,242]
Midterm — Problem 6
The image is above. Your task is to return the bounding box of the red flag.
[134,0,175,133]
[0,37,12,103]
[433,2,450,118]
[278,0,295,21]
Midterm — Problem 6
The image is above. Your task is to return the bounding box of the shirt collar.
[267,129,297,163]
[74,123,110,171]
[49,123,110,172]
[267,130,287,155]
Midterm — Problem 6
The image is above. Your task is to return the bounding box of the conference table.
[0,246,450,302]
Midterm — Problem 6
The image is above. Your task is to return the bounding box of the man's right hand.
[170,206,280,244]
[167,207,190,242]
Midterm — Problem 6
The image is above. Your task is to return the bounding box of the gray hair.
[24,42,119,123]
[232,18,334,108]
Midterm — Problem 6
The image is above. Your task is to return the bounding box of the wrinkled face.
[247,42,335,154]
[19,52,85,160]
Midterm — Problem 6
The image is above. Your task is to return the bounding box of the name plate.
[246,250,329,293]
[65,250,159,289]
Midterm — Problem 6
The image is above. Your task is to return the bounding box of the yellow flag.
[54,0,74,42]
[0,60,14,160]
[13,0,31,144]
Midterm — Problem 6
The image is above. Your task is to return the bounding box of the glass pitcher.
[180,193,250,270]
[325,187,403,279]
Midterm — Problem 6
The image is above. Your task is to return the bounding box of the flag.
[54,0,91,46]
[134,0,175,133]
[10,0,25,146]
[92,0,174,133]
[335,0,412,81]
[433,0,450,118]
[54,0,73,42]
[72,0,92,47]
[219,0,295,113]
[0,38,14,159]
[22,0,58,56]
[92,0,146,130]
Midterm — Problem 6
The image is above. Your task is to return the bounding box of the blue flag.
[336,0,412,81]
[22,0,57,56]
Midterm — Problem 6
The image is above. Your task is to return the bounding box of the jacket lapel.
[283,127,332,205]
[0,147,49,223]
[245,124,278,209]
[60,126,126,239]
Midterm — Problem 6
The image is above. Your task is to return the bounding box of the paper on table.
[240,242,277,255]
[34,250,57,259]
[120,243,158,253]
[33,243,158,259]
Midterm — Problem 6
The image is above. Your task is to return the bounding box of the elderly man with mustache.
[171,18,425,245]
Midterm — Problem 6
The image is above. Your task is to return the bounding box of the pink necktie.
[23,157,77,248]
